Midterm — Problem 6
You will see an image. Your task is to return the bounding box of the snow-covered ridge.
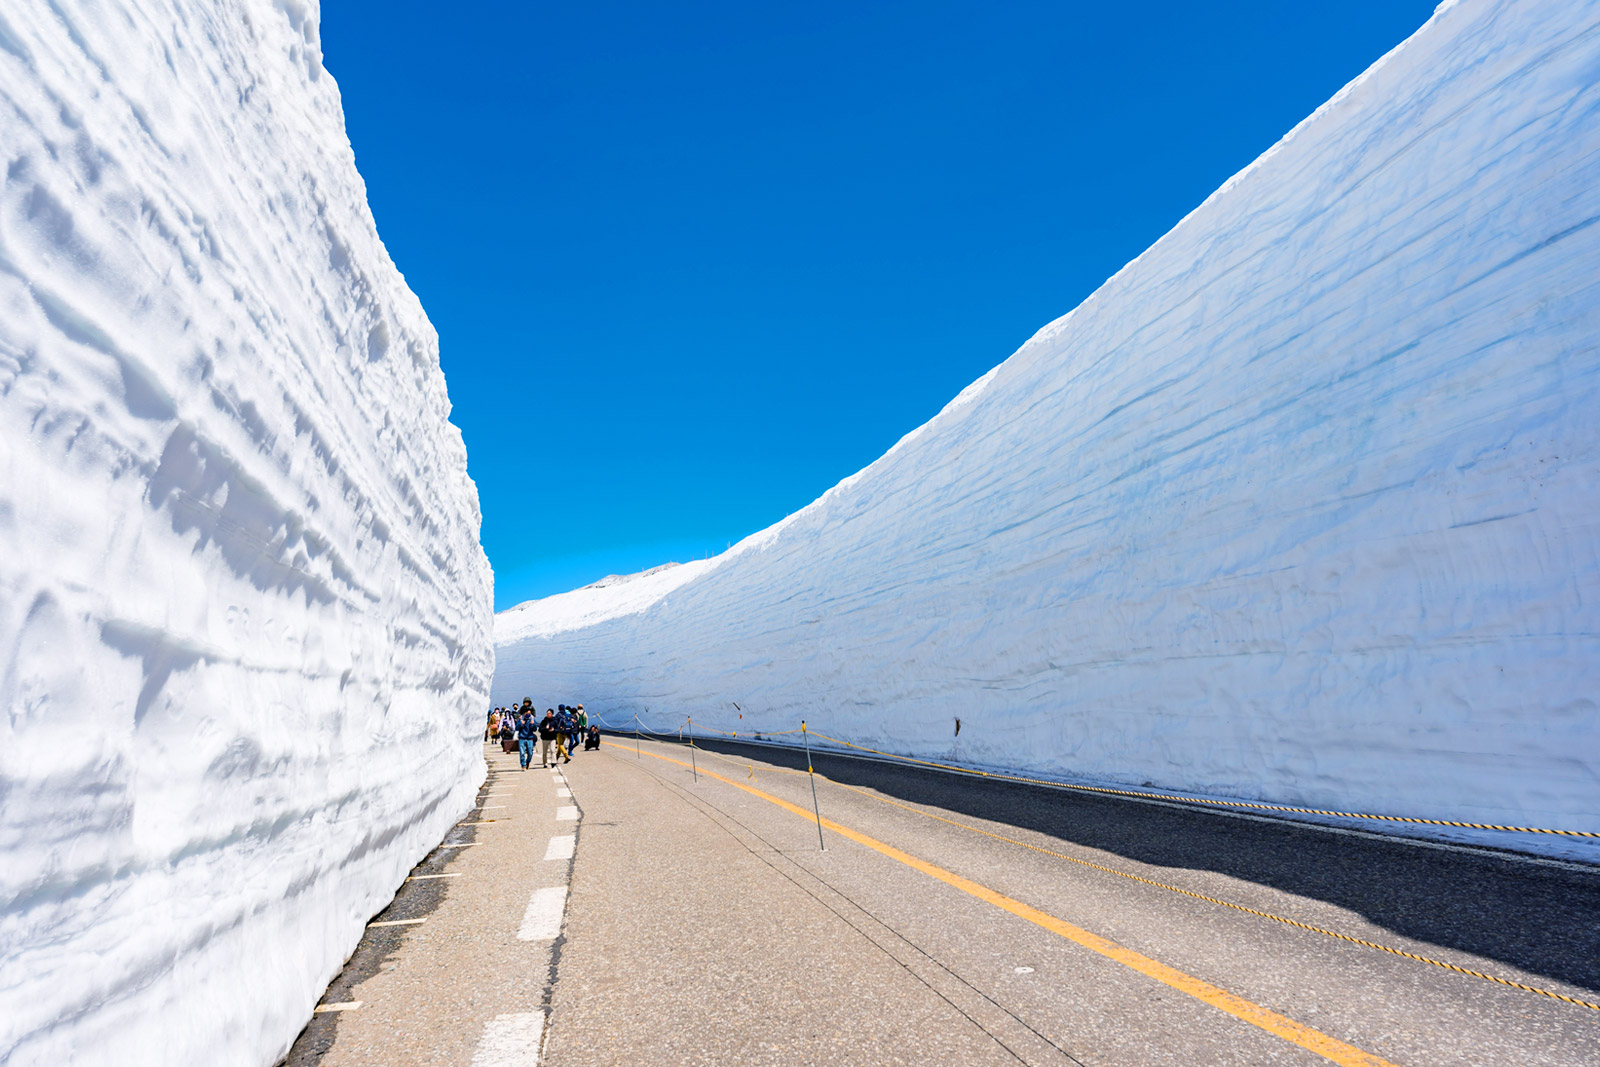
[495,0,1600,859]
[497,559,713,644]
[0,2,493,1064]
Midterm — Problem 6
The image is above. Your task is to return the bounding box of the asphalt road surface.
[287,736,1600,1066]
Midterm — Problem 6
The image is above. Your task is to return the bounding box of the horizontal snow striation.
[495,0,1600,860]
[0,2,493,1065]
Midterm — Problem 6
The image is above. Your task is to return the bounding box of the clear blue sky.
[319,1,1437,611]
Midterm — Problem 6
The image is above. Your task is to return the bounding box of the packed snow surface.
[0,2,494,1064]
[496,0,1600,858]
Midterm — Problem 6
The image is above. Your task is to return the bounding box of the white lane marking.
[368,918,426,927]
[544,835,575,861]
[555,787,572,798]
[440,843,478,849]
[517,886,568,941]
[556,806,578,821]
[407,873,462,880]
[478,805,509,809]
[461,821,501,826]
[1014,966,1035,974]
[469,1011,545,1066]
[314,1001,362,1013]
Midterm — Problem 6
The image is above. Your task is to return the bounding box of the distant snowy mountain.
[584,562,683,589]
[0,2,493,1065]
[495,0,1600,857]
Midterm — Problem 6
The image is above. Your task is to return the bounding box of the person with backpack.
[538,708,559,768]
[553,706,575,763]
[571,705,587,756]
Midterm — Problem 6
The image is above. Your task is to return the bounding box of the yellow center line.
[609,740,1399,1067]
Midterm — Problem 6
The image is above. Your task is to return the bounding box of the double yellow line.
[615,742,1399,1067]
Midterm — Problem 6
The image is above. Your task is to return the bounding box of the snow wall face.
[0,2,494,1064]
[496,0,1600,854]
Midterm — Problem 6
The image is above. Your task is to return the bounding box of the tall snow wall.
[0,2,494,1064]
[496,0,1600,855]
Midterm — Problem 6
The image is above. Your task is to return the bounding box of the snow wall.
[496,0,1600,858]
[0,2,494,1064]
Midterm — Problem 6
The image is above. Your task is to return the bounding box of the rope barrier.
[612,728,1600,1015]
[576,710,1597,836]
[825,779,1600,1013]
[802,731,1600,839]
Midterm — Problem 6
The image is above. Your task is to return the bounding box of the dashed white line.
[469,1011,545,1066]
[314,1001,362,1013]
[556,805,578,821]
[517,886,568,941]
[368,918,426,927]
[544,835,575,861]
[555,787,572,798]
[407,873,462,880]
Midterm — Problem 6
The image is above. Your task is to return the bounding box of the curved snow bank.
[0,2,493,1064]
[496,0,1600,857]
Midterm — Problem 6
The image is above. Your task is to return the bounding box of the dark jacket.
[515,715,537,740]
[538,714,558,740]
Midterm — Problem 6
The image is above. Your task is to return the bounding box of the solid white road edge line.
[518,886,568,941]
[469,1011,545,1067]
[544,835,575,861]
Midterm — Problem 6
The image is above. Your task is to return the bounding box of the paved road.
[288,736,1600,1066]
[545,736,1598,1066]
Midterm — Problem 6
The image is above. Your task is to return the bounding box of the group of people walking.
[486,700,601,769]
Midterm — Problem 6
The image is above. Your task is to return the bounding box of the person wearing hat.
[515,706,538,769]
[553,705,575,763]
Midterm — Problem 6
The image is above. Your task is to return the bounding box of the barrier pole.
[802,721,825,850]
[688,717,698,782]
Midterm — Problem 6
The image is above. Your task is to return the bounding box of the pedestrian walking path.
[285,743,581,1067]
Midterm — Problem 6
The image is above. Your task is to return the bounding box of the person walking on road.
[574,705,588,754]
[515,709,538,769]
[553,706,575,763]
[538,708,558,768]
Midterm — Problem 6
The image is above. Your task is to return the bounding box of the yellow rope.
[806,732,1600,838]
[825,778,1599,1011]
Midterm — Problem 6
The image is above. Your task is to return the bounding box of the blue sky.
[320,1,1437,611]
